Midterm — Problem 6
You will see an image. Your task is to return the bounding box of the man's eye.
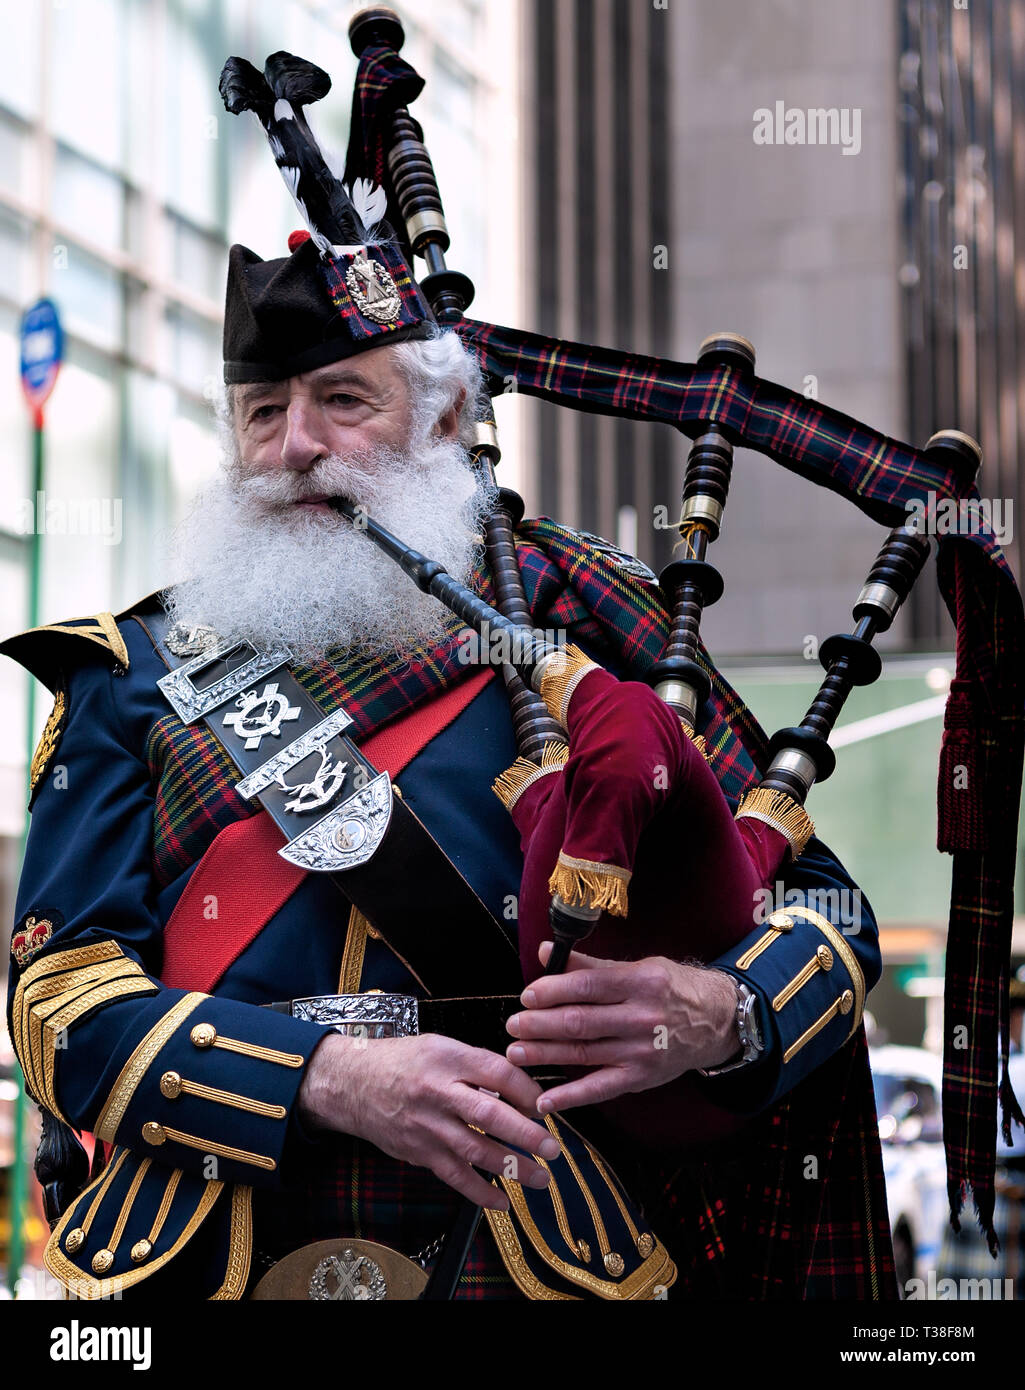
[329,392,358,406]
[250,404,282,422]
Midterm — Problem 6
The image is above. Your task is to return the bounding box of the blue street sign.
[19,297,64,417]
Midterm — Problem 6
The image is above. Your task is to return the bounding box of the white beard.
[165,436,496,662]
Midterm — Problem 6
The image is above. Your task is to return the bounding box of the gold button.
[160,1070,183,1099]
[604,1252,625,1277]
[767,912,794,931]
[816,945,834,971]
[130,1239,152,1264]
[65,1227,85,1253]
[577,1238,591,1264]
[142,1121,166,1146]
[636,1232,654,1258]
[839,989,855,1015]
[190,1023,216,1048]
[91,1249,114,1274]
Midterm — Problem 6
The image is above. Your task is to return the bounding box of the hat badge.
[345,248,403,325]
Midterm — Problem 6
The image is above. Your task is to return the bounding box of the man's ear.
[434,386,467,441]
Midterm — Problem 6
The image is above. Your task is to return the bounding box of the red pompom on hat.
[287,229,312,252]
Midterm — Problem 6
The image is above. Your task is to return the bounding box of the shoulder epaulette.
[0,590,165,693]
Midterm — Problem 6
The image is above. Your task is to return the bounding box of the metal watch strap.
[697,978,764,1077]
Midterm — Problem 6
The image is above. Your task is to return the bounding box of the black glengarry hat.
[219,51,434,384]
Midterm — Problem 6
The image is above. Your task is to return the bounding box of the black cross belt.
[139,613,521,997]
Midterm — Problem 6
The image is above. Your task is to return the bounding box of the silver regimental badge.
[346,248,402,324]
[577,531,659,585]
[223,681,301,751]
[308,1249,387,1302]
[275,749,348,814]
[279,771,392,872]
[165,622,221,657]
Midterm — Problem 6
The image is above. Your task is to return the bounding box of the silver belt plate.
[289,993,419,1039]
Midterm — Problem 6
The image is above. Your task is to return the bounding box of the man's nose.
[279,399,327,471]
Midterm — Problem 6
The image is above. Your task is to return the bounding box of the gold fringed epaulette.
[0,609,132,693]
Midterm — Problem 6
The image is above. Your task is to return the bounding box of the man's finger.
[506,1039,642,1068]
[535,1067,633,1113]
[455,1045,545,1111]
[537,940,620,972]
[440,1121,551,1190]
[431,1154,511,1210]
[508,1002,645,1042]
[520,964,633,1010]
[452,1084,562,1162]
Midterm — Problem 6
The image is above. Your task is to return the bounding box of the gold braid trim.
[735,786,815,858]
[94,993,207,1144]
[209,1185,253,1300]
[337,905,371,994]
[30,688,66,795]
[491,740,569,811]
[548,852,630,919]
[538,644,600,725]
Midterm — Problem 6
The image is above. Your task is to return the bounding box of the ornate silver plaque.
[290,992,419,1039]
[234,708,355,800]
[277,772,393,871]
[222,681,301,751]
[157,642,292,725]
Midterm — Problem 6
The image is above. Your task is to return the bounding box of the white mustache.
[234,444,442,513]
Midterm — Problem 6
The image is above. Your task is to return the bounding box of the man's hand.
[504,943,739,1112]
[297,1031,561,1210]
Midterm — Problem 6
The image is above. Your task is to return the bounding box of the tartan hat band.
[223,237,435,384]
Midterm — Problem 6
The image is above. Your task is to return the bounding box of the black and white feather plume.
[219,51,394,257]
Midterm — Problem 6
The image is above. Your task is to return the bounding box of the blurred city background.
[0,0,1023,1295]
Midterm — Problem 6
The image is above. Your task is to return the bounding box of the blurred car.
[870,1044,948,1292]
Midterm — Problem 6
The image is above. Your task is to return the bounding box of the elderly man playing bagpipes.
[6,11,1023,1302]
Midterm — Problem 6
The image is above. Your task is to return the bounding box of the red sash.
[160,667,494,994]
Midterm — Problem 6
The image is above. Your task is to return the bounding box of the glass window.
[51,245,122,352]
[164,305,221,398]
[0,319,33,541]
[118,369,175,606]
[0,2,41,122]
[171,214,226,303]
[53,145,126,253]
[0,205,32,307]
[163,5,226,229]
[50,0,125,168]
[0,111,33,200]
[167,403,219,529]
[34,355,119,622]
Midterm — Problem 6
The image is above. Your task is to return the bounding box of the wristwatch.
[697,976,765,1077]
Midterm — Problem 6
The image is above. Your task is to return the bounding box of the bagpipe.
[220,4,1025,1282]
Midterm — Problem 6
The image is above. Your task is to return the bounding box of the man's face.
[232,345,423,509]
